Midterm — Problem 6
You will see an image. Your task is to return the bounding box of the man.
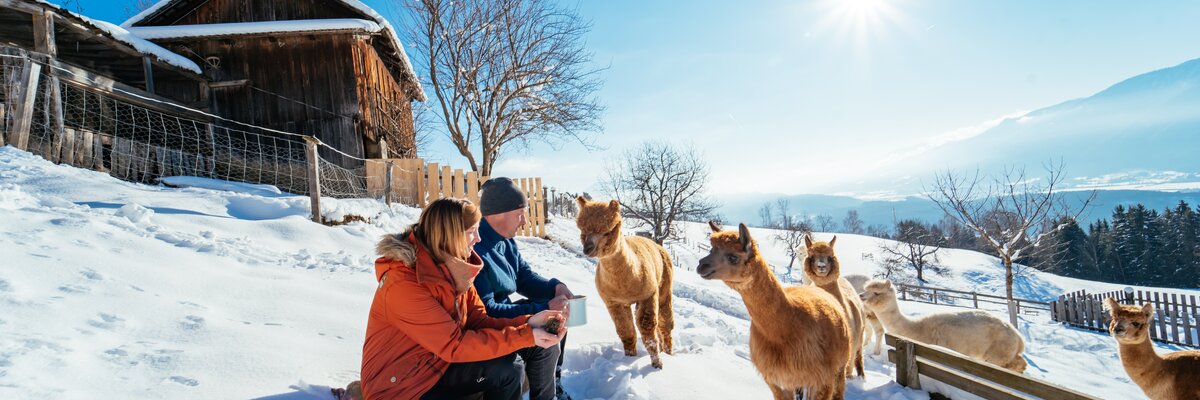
[473,177,574,400]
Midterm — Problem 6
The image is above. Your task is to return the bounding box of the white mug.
[566,295,587,327]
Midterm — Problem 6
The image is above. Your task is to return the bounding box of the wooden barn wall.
[351,39,416,159]
[171,0,361,25]
[184,35,363,162]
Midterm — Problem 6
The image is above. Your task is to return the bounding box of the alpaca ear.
[608,199,620,211]
[708,220,722,233]
[576,196,587,207]
[803,233,813,250]
[1140,302,1154,317]
[1104,297,1119,314]
[829,235,837,248]
[737,223,753,252]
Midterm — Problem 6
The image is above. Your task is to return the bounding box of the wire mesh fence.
[1,46,372,200]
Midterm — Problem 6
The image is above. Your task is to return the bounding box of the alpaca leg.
[656,266,674,355]
[854,348,865,377]
[872,324,884,356]
[765,383,791,400]
[606,303,638,356]
[808,384,836,400]
[634,298,662,368]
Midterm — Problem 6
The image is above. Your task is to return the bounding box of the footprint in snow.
[169,376,199,386]
[88,313,125,330]
[58,284,90,294]
[180,315,205,330]
[80,269,103,281]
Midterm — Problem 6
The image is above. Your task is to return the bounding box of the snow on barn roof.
[26,0,202,74]
[126,19,385,40]
[122,0,425,101]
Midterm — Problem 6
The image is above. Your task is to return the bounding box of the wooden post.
[440,166,452,199]
[379,139,389,159]
[973,292,979,309]
[536,177,545,237]
[425,162,439,203]
[894,338,921,389]
[466,171,479,205]
[384,160,394,205]
[303,136,322,223]
[142,57,155,95]
[9,58,42,150]
[451,169,465,198]
[33,10,55,56]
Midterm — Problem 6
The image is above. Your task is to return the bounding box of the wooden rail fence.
[1051,289,1200,348]
[365,159,546,237]
[887,334,1100,400]
[895,283,1052,317]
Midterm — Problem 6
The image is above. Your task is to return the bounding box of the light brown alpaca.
[843,274,886,356]
[698,222,850,400]
[860,279,1027,372]
[1104,297,1200,400]
[575,197,674,369]
[803,234,866,378]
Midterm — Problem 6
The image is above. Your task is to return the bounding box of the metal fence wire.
[1,47,372,199]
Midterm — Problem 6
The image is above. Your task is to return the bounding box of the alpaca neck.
[733,258,791,328]
[872,298,919,338]
[1117,337,1163,381]
[598,236,642,279]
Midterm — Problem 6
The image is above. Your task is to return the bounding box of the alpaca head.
[697,222,761,286]
[575,196,623,257]
[859,279,897,312]
[1104,297,1154,345]
[802,234,840,285]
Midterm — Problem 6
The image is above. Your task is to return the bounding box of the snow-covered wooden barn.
[123,0,425,161]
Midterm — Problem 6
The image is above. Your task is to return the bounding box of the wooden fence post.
[384,159,394,205]
[303,136,322,224]
[894,337,921,389]
[9,58,42,150]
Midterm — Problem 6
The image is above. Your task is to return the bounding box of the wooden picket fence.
[1051,289,1200,348]
[887,334,1100,400]
[364,159,546,237]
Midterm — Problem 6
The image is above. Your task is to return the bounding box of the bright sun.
[818,0,904,52]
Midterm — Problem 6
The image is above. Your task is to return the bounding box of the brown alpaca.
[698,222,850,400]
[803,234,866,378]
[575,197,674,369]
[1104,297,1200,400]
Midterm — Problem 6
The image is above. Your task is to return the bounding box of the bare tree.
[843,210,865,234]
[769,199,812,276]
[927,161,1094,326]
[759,202,776,229]
[123,0,155,18]
[877,220,946,283]
[404,0,604,176]
[602,141,718,244]
[815,213,837,232]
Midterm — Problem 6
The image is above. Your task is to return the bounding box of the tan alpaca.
[1104,297,1200,400]
[575,197,674,369]
[860,280,1027,372]
[843,273,886,356]
[699,222,850,400]
[802,234,866,378]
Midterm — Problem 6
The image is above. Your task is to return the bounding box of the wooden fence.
[895,283,1052,317]
[1051,289,1200,348]
[365,159,546,237]
[887,334,1100,400]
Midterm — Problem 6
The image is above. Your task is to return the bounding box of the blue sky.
[59,0,1200,196]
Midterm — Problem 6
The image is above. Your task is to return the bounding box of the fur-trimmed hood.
[374,229,484,293]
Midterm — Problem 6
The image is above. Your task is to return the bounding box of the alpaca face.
[803,235,839,278]
[697,222,757,285]
[575,197,623,258]
[1105,297,1154,345]
[859,279,896,311]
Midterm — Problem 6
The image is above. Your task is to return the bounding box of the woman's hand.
[530,310,567,348]
[555,283,575,299]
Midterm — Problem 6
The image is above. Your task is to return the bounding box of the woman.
[360,198,566,400]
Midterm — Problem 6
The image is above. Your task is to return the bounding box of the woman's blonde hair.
[413,198,482,262]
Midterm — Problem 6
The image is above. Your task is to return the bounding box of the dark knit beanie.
[479,177,528,216]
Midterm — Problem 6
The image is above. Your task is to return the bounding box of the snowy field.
[1,146,1196,399]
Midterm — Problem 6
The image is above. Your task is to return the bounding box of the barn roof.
[127,19,385,40]
[122,0,425,101]
[18,0,203,74]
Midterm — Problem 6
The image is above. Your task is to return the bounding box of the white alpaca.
[859,280,1028,372]
[843,274,886,356]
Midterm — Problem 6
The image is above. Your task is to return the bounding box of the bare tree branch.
[403,0,605,176]
[602,141,719,244]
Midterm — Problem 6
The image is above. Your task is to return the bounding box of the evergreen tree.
[1043,217,1100,280]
